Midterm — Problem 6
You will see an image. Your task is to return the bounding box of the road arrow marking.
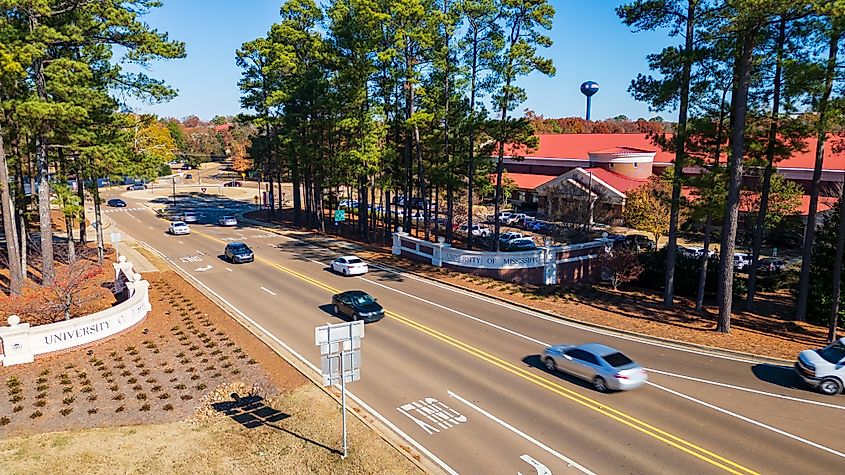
[518,454,551,475]
[195,265,212,272]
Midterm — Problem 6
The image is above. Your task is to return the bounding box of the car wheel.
[333,305,340,315]
[344,268,348,276]
[543,357,557,372]
[352,313,358,321]
[818,377,843,395]
[593,376,608,393]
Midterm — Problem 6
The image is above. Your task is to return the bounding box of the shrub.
[158,392,170,400]
[0,416,9,426]
[60,408,72,416]
[87,408,98,415]
[34,400,47,407]
[163,404,174,411]
[113,393,125,401]
[174,383,186,390]
[115,406,125,413]
[140,403,151,412]
[62,387,73,394]
[81,386,93,394]
[136,393,147,401]
[63,396,75,405]
[30,410,43,419]
[87,394,98,402]
[180,394,193,401]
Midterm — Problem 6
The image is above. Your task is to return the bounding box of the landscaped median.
[0,268,422,474]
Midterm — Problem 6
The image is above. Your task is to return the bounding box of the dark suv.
[224,242,254,263]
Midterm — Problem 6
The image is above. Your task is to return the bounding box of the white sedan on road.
[331,256,368,276]
[181,211,198,223]
[218,215,238,226]
[169,221,190,235]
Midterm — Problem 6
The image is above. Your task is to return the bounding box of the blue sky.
[129,1,676,122]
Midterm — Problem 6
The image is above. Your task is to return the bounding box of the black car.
[126,183,146,190]
[331,290,384,323]
[759,257,786,274]
[622,234,655,251]
[223,242,254,263]
[223,181,243,187]
[107,198,127,207]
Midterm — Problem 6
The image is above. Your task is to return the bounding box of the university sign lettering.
[43,320,112,347]
[442,250,544,269]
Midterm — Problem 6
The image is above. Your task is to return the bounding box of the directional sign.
[320,350,361,386]
[110,232,122,243]
[315,320,364,346]
[334,209,346,222]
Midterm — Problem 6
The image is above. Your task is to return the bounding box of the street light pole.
[172,177,176,205]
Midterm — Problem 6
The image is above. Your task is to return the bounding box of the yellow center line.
[189,228,758,474]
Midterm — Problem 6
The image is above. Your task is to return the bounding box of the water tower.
[580,81,599,121]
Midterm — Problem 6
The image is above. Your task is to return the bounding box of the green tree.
[618,0,717,307]
[490,0,555,251]
[808,199,844,331]
[624,177,673,244]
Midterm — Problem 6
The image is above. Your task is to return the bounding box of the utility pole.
[172,177,176,205]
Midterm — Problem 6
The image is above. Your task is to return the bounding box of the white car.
[458,224,491,237]
[497,211,513,223]
[181,212,198,223]
[331,256,368,276]
[733,252,750,271]
[218,215,237,226]
[169,221,190,235]
[795,338,845,395]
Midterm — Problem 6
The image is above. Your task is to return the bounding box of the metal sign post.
[316,320,364,459]
[110,232,122,257]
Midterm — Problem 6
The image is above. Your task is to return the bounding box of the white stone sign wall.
[0,257,152,366]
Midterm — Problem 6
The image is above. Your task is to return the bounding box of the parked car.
[182,164,192,170]
[758,257,786,274]
[733,252,750,271]
[331,290,384,323]
[185,173,193,179]
[224,242,254,263]
[525,220,550,232]
[180,211,198,223]
[621,235,654,251]
[107,198,127,207]
[126,183,146,190]
[223,181,242,187]
[515,215,535,228]
[218,215,237,226]
[499,231,524,243]
[502,237,536,251]
[506,213,528,225]
[338,199,358,209]
[168,221,190,235]
[795,337,845,395]
[497,211,514,223]
[679,245,713,259]
[331,256,369,276]
[457,224,491,237]
[542,343,648,392]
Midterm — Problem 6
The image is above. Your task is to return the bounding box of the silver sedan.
[542,343,647,392]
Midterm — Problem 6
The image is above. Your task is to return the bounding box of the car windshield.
[222,216,234,220]
[603,352,634,367]
[172,222,186,226]
[347,258,363,264]
[817,342,845,364]
[351,294,375,306]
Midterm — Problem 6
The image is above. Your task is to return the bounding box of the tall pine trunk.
[746,17,786,308]
[76,160,86,244]
[830,194,845,342]
[664,0,696,306]
[716,30,756,333]
[796,22,841,322]
[34,57,55,284]
[0,124,24,294]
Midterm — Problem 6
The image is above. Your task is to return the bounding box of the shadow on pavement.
[211,393,341,455]
[522,354,596,392]
[751,363,808,391]
[318,304,339,319]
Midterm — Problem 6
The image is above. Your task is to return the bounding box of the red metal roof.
[505,134,674,164]
[504,133,845,171]
[582,167,648,194]
[795,195,837,215]
[491,173,556,190]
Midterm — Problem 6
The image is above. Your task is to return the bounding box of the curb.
[136,240,443,475]
[237,213,794,365]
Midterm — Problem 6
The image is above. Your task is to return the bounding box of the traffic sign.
[201,187,207,193]
[315,320,363,346]
[334,209,346,222]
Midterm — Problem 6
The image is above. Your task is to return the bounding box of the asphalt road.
[98,189,845,475]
